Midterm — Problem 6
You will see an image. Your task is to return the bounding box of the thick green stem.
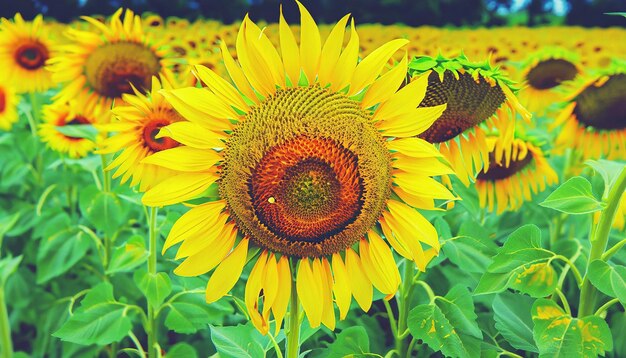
[578,167,626,317]
[147,207,158,358]
[395,261,414,358]
[286,262,300,358]
[0,286,13,358]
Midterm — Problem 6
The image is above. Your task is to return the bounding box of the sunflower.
[517,48,581,116]
[408,54,531,186]
[0,14,55,93]
[39,100,106,158]
[97,76,185,192]
[476,137,558,214]
[47,9,176,113]
[140,3,453,334]
[553,61,626,160]
[0,85,18,131]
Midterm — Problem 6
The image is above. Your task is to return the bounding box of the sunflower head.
[0,14,56,93]
[139,2,454,334]
[47,8,177,112]
[0,85,18,131]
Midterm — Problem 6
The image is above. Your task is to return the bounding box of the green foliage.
[532,299,613,357]
[322,327,371,357]
[587,260,626,305]
[165,293,234,334]
[540,176,605,214]
[493,292,538,352]
[134,270,172,308]
[106,235,149,274]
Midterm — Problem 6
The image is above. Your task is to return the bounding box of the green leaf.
[210,323,267,358]
[53,124,98,141]
[0,255,22,286]
[443,236,498,273]
[408,286,481,358]
[54,282,133,346]
[408,57,438,71]
[107,235,149,274]
[487,225,555,273]
[474,272,515,295]
[493,292,538,352]
[509,262,558,298]
[0,212,21,239]
[322,326,370,357]
[605,12,626,17]
[610,311,626,357]
[79,186,127,237]
[134,270,172,309]
[585,160,624,197]
[540,177,605,214]
[165,293,233,334]
[588,260,626,305]
[532,299,613,357]
[166,343,198,358]
[36,229,90,283]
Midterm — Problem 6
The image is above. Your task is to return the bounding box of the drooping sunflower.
[141,3,453,334]
[39,100,107,158]
[47,9,177,113]
[517,48,581,116]
[0,85,18,131]
[0,14,55,93]
[97,76,185,192]
[475,137,558,215]
[407,54,531,186]
[553,61,626,160]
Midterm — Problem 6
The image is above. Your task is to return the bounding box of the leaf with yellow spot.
[532,299,613,357]
[509,262,558,298]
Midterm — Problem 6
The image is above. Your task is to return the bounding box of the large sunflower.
[97,76,185,192]
[476,137,558,214]
[517,48,581,116]
[39,100,107,158]
[47,9,176,113]
[0,14,55,93]
[139,3,452,334]
[554,61,626,160]
[0,85,18,130]
[408,54,531,186]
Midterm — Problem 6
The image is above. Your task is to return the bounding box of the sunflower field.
[0,1,625,357]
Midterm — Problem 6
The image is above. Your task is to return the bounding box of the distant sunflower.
[517,48,581,116]
[476,137,557,214]
[39,100,106,158]
[142,3,452,334]
[0,14,55,93]
[47,9,176,113]
[0,85,18,130]
[408,54,531,186]
[554,62,626,160]
[98,76,184,192]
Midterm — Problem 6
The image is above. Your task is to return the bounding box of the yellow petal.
[387,137,443,158]
[361,53,407,109]
[279,5,301,85]
[330,19,358,91]
[142,172,218,207]
[219,40,258,104]
[243,18,285,87]
[319,258,336,330]
[160,89,231,131]
[263,254,279,315]
[297,0,321,83]
[236,17,274,97]
[157,122,225,150]
[174,223,236,276]
[296,258,323,328]
[318,14,350,87]
[374,73,429,120]
[380,217,412,260]
[393,155,454,177]
[162,200,226,253]
[393,174,456,201]
[387,200,440,251]
[271,256,291,335]
[165,87,238,121]
[377,104,447,137]
[349,39,409,96]
[205,238,249,303]
[368,231,401,291]
[345,248,373,312]
[141,146,221,172]
[194,64,249,111]
[246,251,269,335]
[175,213,229,259]
[382,211,427,271]
[331,253,352,320]
[392,186,437,210]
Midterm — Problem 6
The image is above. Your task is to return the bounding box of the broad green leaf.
[36,229,90,283]
[321,326,370,357]
[166,343,198,358]
[134,270,172,309]
[54,282,132,346]
[585,160,624,197]
[79,186,127,237]
[165,293,233,334]
[0,255,22,286]
[408,286,481,358]
[509,262,558,298]
[540,177,605,214]
[588,260,626,305]
[107,235,149,274]
[0,212,21,239]
[532,299,613,357]
[443,236,498,273]
[487,225,555,274]
[54,124,98,141]
[610,312,626,357]
[210,323,268,358]
[493,292,538,352]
